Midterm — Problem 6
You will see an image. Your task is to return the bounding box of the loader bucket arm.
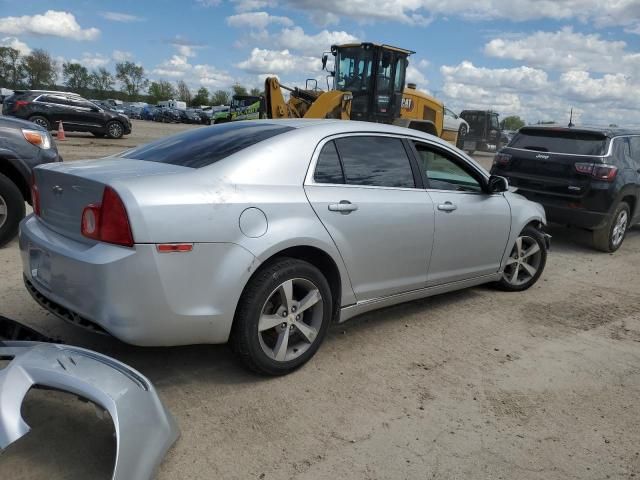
[264,77,291,119]
[304,91,352,120]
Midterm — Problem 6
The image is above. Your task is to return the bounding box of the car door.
[623,136,640,224]
[411,140,511,286]
[304,135,435,302]
[35,94,68,128]
[65,97,105,131]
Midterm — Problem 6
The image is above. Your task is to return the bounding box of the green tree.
[249,87,263,97]
[232,84,248,96]
[211,89,230,106]
[115,61,149,100]
[62,62,91,93]
[147,80,176,104]
[21,49,57,88]
[176,79,191,104]
[0,46,24,88]
[191,86,209,106]
[89,67,115,98]
[500,115,525,131]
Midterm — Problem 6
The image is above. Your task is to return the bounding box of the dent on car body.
[0,316,179,480]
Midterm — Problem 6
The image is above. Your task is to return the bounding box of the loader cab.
[331,43,413,124]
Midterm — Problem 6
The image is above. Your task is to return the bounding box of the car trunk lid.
[33,158,190,243]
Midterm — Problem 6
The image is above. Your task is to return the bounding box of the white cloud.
[0,10,99,41]
[152,55,234,89]
[441,61,549,92]
[236,48,318,75]
[112,50,133,62]
[226,11,293,29]
[274,27,358,56]
[485,27,640,77]
[0,36,31,55]
[559,71,640,108]
[231,0,277,12]
[100,11,144,22]
[70,52,110,69]
[196,0,221,6]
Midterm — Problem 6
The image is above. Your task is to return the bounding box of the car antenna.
[568,108,574,128]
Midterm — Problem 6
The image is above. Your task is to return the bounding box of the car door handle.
[328,201,358,214]
[437,202,458,212]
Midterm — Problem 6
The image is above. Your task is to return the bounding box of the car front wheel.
[593,202,630,253]
[495,225,547,291]
[0,173,26,247]
[28,115,51,131]
[231,258,332,376]
[106,121,124,139]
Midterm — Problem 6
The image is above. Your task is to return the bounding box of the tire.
[106,121,124,139]
[494,225,547,292]
[28,115,51,131]
[0,173,26,247]
[456,124,468,149]
[592,202,630,253]
[231,257,333,376]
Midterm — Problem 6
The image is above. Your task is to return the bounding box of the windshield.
[335,47,374,92]
[510,129,608,155]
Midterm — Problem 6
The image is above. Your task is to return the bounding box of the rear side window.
[122,122,294,168]
[629,137,640,167]
[335,136,415,188]
[314,141,344,184]
[510,129,607,155]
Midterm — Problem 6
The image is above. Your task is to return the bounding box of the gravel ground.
[1,120,639,480]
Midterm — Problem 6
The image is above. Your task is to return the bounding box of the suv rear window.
[122,122,294,168]
[510,129,607,155]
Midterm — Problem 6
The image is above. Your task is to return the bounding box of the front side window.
[335,47,374,92]
[414,142,482,192]
[335,136,415,188]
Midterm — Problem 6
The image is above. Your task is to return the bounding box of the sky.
[0,0,639,125]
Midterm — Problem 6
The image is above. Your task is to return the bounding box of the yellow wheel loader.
[264,42,459,145]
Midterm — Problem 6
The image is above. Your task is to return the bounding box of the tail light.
[493,152,512,167]
[31,173,41,216]
[574,163,618,182]
[13,100,29,112]
[81,187,134,247]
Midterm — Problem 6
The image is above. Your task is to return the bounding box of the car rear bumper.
[19,215,257,346]
[515,192,609,229]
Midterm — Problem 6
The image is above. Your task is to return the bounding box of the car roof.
[237,118,457,149]
[519,124,640,138]
[17,89,81,96]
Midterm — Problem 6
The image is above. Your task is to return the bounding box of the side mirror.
[321,54,328,71]
[487,175,508,193]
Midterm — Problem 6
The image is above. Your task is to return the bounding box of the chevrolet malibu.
[20,120,549,375]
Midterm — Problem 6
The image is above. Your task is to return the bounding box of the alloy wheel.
[502,235,543,287]
[257,278,324,362]
[33,118,48,129]
[109,122,123,138]
[0,194,7,229]
[611,210,628,248]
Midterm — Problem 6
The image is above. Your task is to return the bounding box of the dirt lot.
[1,120,639,480]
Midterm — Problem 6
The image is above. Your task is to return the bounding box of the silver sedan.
[20,120,549,375]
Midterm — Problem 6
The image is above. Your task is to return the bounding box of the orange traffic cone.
[57,121,66,141]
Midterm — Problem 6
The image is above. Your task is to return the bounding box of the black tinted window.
[335,136,415,188]
[628,137,640,166]
[510,129,607,155]
[122,122,294,168]
[314,141,344,184]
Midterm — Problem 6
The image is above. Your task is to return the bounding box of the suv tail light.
[493,152,512,167]
[574,162,618,182]
[13,100,29,112]
[31,173,41,216]
[81,187,134,247]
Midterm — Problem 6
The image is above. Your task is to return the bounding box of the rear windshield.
[122,122,294,168]
[510,129,607,155]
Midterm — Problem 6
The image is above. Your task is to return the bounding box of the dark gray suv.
[2,90,132,139]
[0,115,61,246]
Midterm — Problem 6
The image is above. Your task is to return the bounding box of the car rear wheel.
[0,173,26,247]
[28,116,51,131]
[106,121,124,139]
[495,225,547,291]
[593,202,630,253]
[231,258,332,376]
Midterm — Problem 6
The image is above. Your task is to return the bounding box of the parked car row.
[139,105,211,125]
